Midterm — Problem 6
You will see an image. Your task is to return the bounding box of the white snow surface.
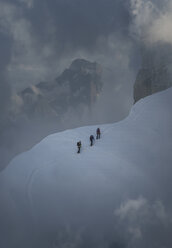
[0,88,172,248]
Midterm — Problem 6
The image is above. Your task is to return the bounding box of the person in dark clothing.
[96,128,101,139]
[77,141,81,153]
[90,135,95,146]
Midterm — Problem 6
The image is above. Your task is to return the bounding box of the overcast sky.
[0,0,171,81]
[0,0,133,89]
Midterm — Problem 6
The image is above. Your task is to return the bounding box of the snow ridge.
[1,87,172,248]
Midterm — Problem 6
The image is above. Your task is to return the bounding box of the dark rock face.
[0,59,102,169]
[19,59,102,120]
[134,44,172,103]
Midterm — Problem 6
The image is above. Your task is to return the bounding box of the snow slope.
[0,88,172,248]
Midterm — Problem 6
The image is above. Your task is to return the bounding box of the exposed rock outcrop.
[18,59,102,120]
[134,44,172,103]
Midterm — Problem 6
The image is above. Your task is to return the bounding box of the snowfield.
[0,88,172,248]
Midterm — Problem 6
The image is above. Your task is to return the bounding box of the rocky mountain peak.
[17,59,102,118]
[69,58,100,74]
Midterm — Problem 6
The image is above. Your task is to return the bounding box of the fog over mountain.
[0,0,172,247]
[0,1,172,164]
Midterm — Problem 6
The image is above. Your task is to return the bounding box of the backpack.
[97,128,100,134]
[77,141,81,147]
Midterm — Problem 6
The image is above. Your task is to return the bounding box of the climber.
[77,141,82,153]
[96,128,101,139]
[90,135,95,146]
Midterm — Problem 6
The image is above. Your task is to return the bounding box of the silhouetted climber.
[77,141,82,153]
[90,135,95,146]
[96,128,101,139]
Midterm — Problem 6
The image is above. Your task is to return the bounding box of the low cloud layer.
[130,0,172,45]
[150,2,172,44]
[114,197,172,247]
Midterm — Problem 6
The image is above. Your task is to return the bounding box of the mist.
[0,0,171,159]
[0,0,171,172]
[0,0,172,246]
[0,0,141,169]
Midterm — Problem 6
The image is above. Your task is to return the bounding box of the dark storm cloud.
[28,0,138,123]
[0,0,135,91]
[1,0,171,90]
[27,0,131,53]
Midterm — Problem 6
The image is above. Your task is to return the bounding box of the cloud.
[0,0,140,170]
[0,0,137,117]
[0,0,137,102]
[115,197,170,223]
[0,1,61,90]
[114,197,172,247]
[1,0,133,90]
[130,0,172,45]
[0,2,35,87]
[149,3,172,44]
[130,0,159,40]
[115,196,147,220]
[17,0,34,8]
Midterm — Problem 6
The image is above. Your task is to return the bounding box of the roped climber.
[96,128,101,139]
[90,135,95,146]
[77,141,82,153]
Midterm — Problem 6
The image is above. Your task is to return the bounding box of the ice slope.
[0,88,172,248]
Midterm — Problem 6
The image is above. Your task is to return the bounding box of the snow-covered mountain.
[0,87,172,248]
